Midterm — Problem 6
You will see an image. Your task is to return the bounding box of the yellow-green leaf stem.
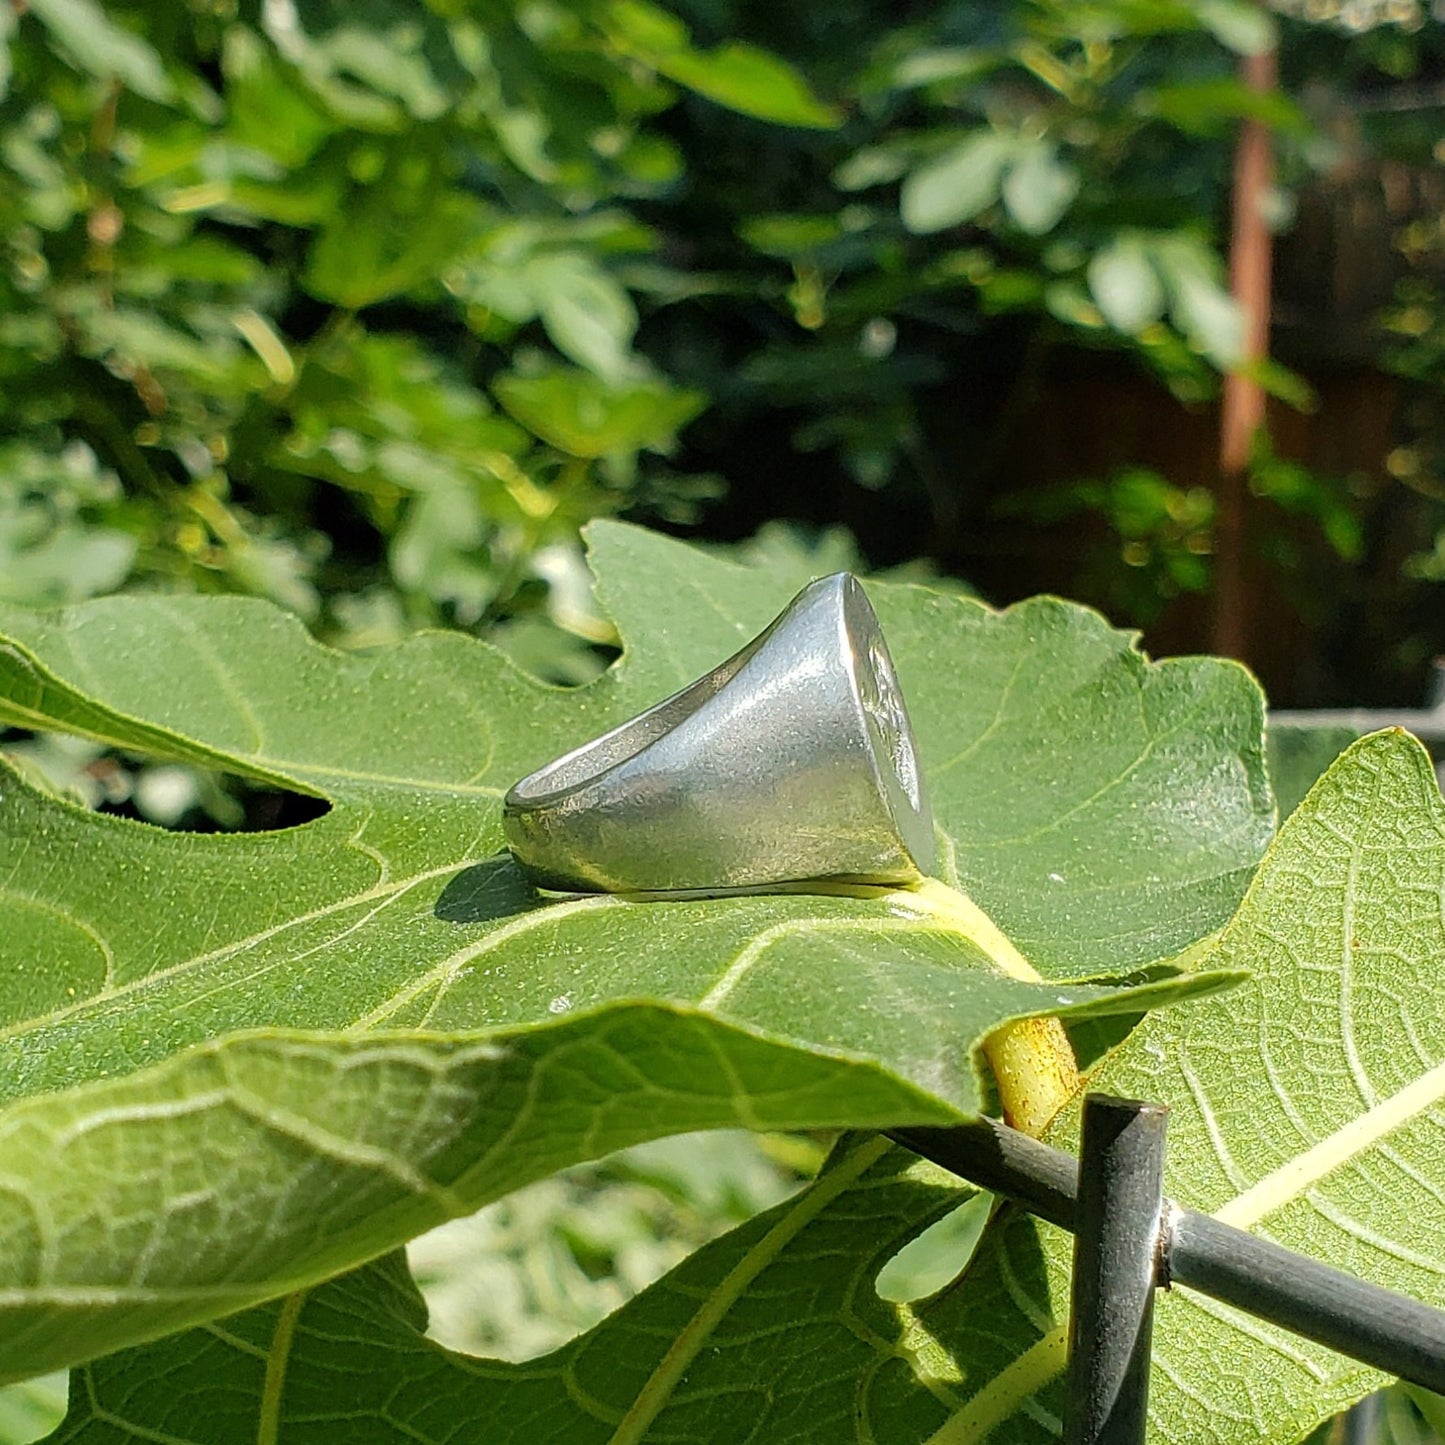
[640,874,1082,1136]
[893,878,1082,1136]
[982,1015,1081,1139]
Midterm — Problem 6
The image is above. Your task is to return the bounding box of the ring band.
[503,573,935,895]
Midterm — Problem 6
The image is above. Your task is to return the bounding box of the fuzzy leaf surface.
[0,522,1270,1381]
[913,729,1445,1444]
[79,729,1445,1445]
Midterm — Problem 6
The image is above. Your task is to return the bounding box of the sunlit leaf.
[1000,142,1078,237]
[914,730,1445,1442]
[1088,236,1167,335]
[901,133,1012,235]
[606,0,840,129]
[526,253,639,383]
[493,369,704,457]
[0,523,1270,1387]
[109,730,1445,1445]
[1197,0,1278,56]
[26,0,171,102]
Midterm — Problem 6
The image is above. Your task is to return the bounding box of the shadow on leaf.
[434,854,545,924]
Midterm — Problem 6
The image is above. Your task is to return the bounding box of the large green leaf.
[0,523,1270,1383]
[52,1139,965,1444]
[909,727,1445,1444]
[611,725,1445,1445]
[77,728,1445,1445]
[0,1011,964,1389]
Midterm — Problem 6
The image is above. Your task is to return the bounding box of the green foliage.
[0,3,1371,607]
[27,722,1445,1442]
[637,0,1441,687]
[0,0,834,658]
[1,0,1444,1429]
[1383,277,1445,602]
[409,1129,807,1362]
[912,727,1445,1443]
[47,722,1444,1445]
[0,443,134,605]
[999,465,1217,622]
[0,523,1277,1421]
[998,442,1368,627]
[4,0,1440,700]
[0,521,1442,1441]
[718,0,1280,491]
[604,0,842,128]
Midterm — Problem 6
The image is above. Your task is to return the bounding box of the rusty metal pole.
[1212,40,1279,663]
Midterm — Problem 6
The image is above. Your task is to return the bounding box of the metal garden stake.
[1063,1096,1169,1445]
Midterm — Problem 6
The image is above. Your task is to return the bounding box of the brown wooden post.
[1212,42,1278,662]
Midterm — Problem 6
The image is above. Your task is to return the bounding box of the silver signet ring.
[503,573,935,895]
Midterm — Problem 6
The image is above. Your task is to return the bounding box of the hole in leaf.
[488,611,620,687]
[410,1131,812,1362]
[1,730,330,833]
[875,1190,995,1304]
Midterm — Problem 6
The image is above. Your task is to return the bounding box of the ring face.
[503,573,935,895]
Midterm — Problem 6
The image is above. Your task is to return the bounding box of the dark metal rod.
[888,1121,1078,1231]
[1272,709,1445,743]
[1063,1097,1168,1445]
[887,1118,1445,1396]
[1167,1210,1445,1395]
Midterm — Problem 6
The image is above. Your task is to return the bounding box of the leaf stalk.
[898,878,1082,1137]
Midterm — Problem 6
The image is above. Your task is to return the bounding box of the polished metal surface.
[503,573,935,895]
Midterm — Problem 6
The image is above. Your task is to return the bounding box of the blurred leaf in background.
[997,465,1218,622]
[2,0,1443,700]
[0,0,838,674]
[409,1130,814,1364]
[640,0,1444,703]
